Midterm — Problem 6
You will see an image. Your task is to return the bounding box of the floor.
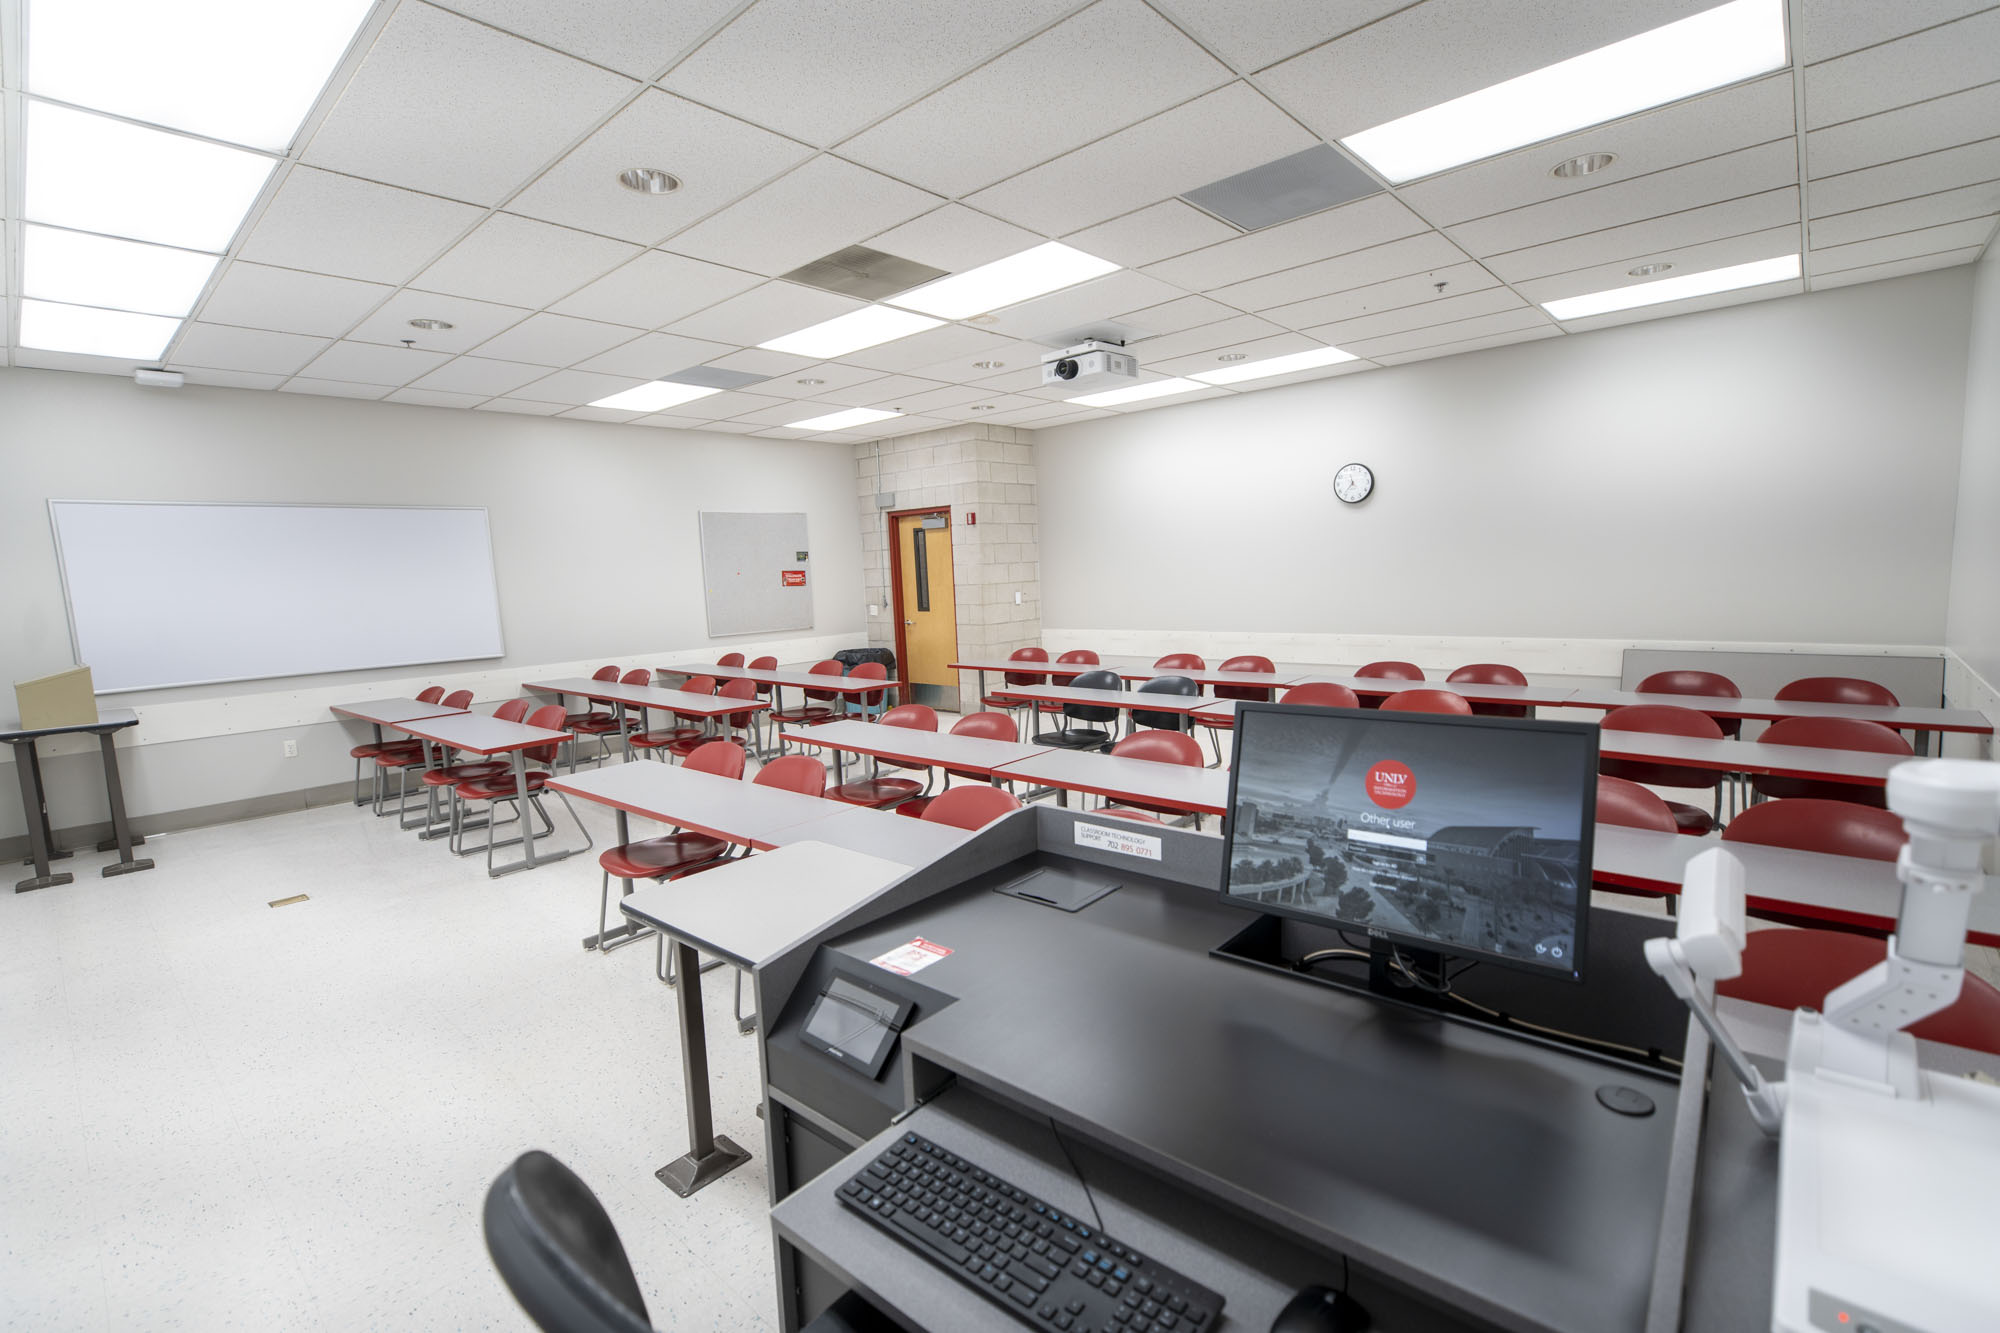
[1,789,777,1332]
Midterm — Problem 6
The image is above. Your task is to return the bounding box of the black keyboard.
[837,1131,1225,1333]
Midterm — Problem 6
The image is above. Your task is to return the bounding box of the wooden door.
[893,511,958,709]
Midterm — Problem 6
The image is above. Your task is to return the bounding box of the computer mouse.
[1270,1283,1370,1333]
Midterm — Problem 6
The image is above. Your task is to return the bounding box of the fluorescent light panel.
[588,381,724,412]
[24,225,219,317]
[1193,346,1357,385]
[25,101,278,252]
[1340,0,1788,183]
[788,407,901,431]
[888,242,1119,319]
[1541,254,1800,320]
[19,299,181,360]
[26,0,375,151]
[759,305,943,359]
[1068,377,1206,408]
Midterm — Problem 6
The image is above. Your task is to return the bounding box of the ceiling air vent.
[780,245,950,302]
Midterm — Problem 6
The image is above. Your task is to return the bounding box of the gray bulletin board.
[699,511,814,638]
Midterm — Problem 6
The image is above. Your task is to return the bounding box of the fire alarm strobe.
[1040,339,1137,393]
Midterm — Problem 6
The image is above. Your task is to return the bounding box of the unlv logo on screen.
[1366,760,1415,809]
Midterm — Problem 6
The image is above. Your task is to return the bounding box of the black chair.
[1132,674,1199,732]
[1033,667,1123,750]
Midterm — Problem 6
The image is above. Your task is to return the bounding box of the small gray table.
[993,747,1231,817]
[392,712,574,876]
[4,708,151,891]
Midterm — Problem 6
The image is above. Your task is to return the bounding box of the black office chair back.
[1132,674,1198,731]
[1063,669,1124,724]
[485,1151,655,1333]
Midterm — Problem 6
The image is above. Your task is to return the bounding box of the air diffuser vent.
[780,245,949,301]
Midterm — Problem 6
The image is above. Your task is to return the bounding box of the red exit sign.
[781,570,807,587]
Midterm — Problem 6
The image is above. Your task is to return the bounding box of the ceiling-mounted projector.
[1040,340,1136,393]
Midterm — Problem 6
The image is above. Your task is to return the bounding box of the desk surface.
[993,749,1230,815]
[1563,686,1992,733]
[0,707,141,742]
[990,683,1215,713]
[789,719,1053,775]
[1598,731,1908,785]
[392,711,569,755]
[666,664,889,694]
[525,677,767,715]
[548,760,841,850]
[778,804,975,864]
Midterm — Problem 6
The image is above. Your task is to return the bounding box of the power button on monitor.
[1595,1085,1656,1116]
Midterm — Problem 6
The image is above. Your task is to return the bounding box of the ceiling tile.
[984,401,1111,426]
[177,368,287,391]
[839,0,1231,197]
[1798,0,1997,65]
[280,378,392,401]
[1803,9,2000,130]
[170,323,331,375]
[1482,187,1800,283]
[1144,193,1429,291]
[1299,286,1529,346]
[662,0,1084,147]
[558,405,646,423]
[1343,306,1554,359]
[507,90,815,245]
[864,205,1048,273]
[574,331,741,379]
[1195,228,1472,312]
[1811,246,1987,290]
[1255,260,1499,329]
[753,362,890,399]
[429,0,746,78]
[550,250,765,328]
[899,336,1051,383]
[511,368,647,405]
[1809,137,2000,217]
[659,280,863,346]
[1201,359,1372,391]
[1146,0,1407,73]
[813,374,951,408]
[12,348,151,376]
[830,324,1016,374]
[726,399,858,427]
[196,263,394,338]
[300,340,453,387]
[1513,224,1802,304]
[1113,294,1242,337]
[966,82,1319,235]
[1062,201,1242,269]
[1811,217,2000,273]
[629,413,722,430]
[1552,279,1805,333]
[479,398,570,416]
[682,389,792,420]
[411,214,641,308]
[411,355,555,396]
[1808,181,2000,247]
[664,155,943,278]
[1397,74,1797,227]
[303,3,636,205]
[1807,83,2000,179]
[691,419,765,434]
[470,312,643,366]
[979,270,1186,341]
[387,387,492,409]
[1448,139,1801,257]
[347,293,532,357]
[237,168,484,285]
[1371,325,1563,366]
[1149,329,1323,375]
[1129,313,1288,362]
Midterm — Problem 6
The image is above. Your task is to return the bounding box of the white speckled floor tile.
[1,800,780,1331]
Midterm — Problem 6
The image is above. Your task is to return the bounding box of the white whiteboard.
[699,511,813,638]
[50,501,505,692]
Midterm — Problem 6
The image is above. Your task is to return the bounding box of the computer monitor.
[1221,703,1598,983]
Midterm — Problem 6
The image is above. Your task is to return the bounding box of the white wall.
[1946,240,2000,719]
[1037,269,1974,668]
[0,369,865,841]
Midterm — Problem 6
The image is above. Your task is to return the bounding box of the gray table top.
[1,707,141,742]
[666,664,890,694]
[1598,731,1907,784]
[329,698,470,727]
[988,683,1215,713]
[391,711,570,755]
[547,760,844,850]
[525,677,768,715]
[993,749,1231,815]
[1286,673,1577,705]
[789,719,1054,774]
[1563,686,1992,732]
[778,804,976,864]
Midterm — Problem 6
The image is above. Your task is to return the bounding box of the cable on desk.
[1297,947,1371,971]
[1048,1117,1104,1232]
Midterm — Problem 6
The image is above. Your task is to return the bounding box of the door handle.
[905,620,914,625]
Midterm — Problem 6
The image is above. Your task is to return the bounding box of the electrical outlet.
[1014,590,1022,605]
[283,739,298,757]
[869,604,879,616]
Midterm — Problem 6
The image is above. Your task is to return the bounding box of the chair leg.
[734,967,757,1034]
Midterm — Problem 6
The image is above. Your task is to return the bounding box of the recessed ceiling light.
[1551,152,1616,178]
[796,377,825,385]
[788,406,901,431]
[1217,353,1248,361]
[972,360,1004,370]
[26,0,375,151]
[1068,377,1206,408]
[23,224,218,317]
[588,381,723,412]
[1339,0,1787,182]
[1193,346,1359,385]
[888,242,1119,319]
[19,298,181,359]
[758,305,943,359]
[1628,262,1674,277]
[407,317,454,331]
[618,167,681,195]
[1541,253,1800,321]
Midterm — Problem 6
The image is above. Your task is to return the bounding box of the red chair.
[1281,682,1361,709]
[415,686,446,704]
[371,689,468,818]
[1721,796,1906,861]
[416,699,527,835]
[1599,704,1728,835]
[1776,677,1899,708]
[1447,663,1528,718]
[354,683,448,803]
[1201,654,1277,760]
[565,666,627,767]
[1753,716,1912,808]
[592,740,744,961]
[441,689,474,709]
[1717,930,2000,1055]
[772,660,844,751]
[632,674,712,759]
[1355,660,1423,709]
[748,654,779,709]
[715,652,746,669]
[843,660,892,721]
[1101,729,1207,826]
[896,713,1022,819]
[667,679,760,759]
[1380,689,1473,715]
[922,784,1023,830]
[832,704,937,808]
[1595,775,1680,833]
[1153,653,1205,677]
[1638,669,1745,738]
[754,755,826,798]
[452,703,592,875]
[983,647,1050,739]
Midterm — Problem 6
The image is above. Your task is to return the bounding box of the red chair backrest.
[1637,670,1741,700]
[1381,689,1472,715]
[1602,704,1725,739]
[1448,663,1527,687]
[1220,655,1274,673]
[753,755,825,795]
[1005,646,1051,687]
[1760,716,1912,756]
[1153,653,1205,671]
[494,699,530,723]
[1595,775,1680,833]
[416,686,445,703]
[803,659,844,702]
[849,660,889,706]
[1111,729,1204,767]
[715,653,746,669]
[523,703,569,766]
[591,666,620,682]
[749,655,778,696]
[620,669,650,686]
[1356,661,1424,681]
[952,712,1021,741]
[880,703,938,731]
[680,675,717,695]
[718,677,758,726]
[683,740,746,778]
[1776,676,1899,708]
[1282,682,1361,709]
[1215,654,1275,702]
[922,784,1023,830]
[1050,649,1097,685]
[442,689,474,709]
[1719,929,2000,1055]
[1722,798,1906,860]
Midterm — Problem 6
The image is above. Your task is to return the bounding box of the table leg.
[615,701,634,762]
[488,746,542,878]
[584,809,644,951]
[14,740,74,891]
[833,749,846,787]
[95,730,154,878]
[416,739,457,841]
[654,938,750,1197]
[355,722,384,808]
[1914,728,1933,757]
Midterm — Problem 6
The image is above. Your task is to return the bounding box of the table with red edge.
[986,682,1218,739]
[526,677,769,762]
[391,711,573,875]
[1561,686,1992,756]
[991,747,1230,818]
[660,664,895,744]
[1281,673,1578,710]
[786,718,1054,789]
[330,695,470,752]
